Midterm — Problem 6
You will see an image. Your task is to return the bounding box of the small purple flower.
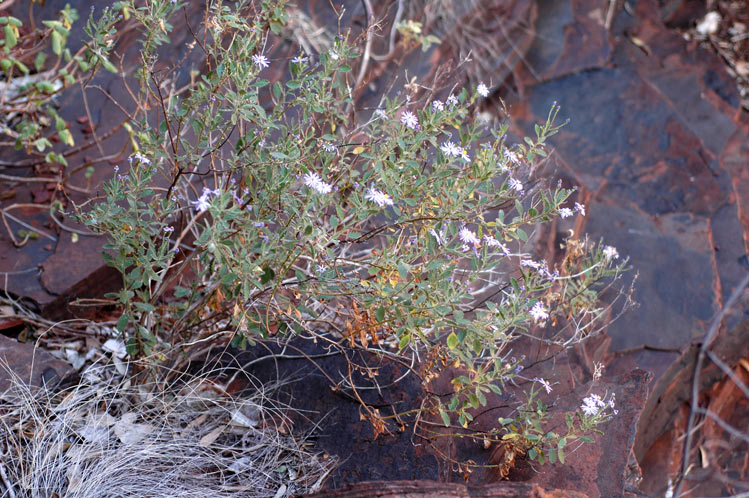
[529,302,549,323]
[252,53,270,69]
[534,377,553,394]
[163,226,174,233]
[131,153,151,165]
[575,202,586,216]
[364,185,393,207]
[320,142,338,153]
[400,110,419,130]
[507,177,524,195]
[430,228,446,246]
[476,82,489,98]
[458,227,479,246]
[483,235,509,255]
[432,100,444,112]
[191,188,213,213]
[440,141,461,158]
[559,207,574,218]
[504,149,521,166]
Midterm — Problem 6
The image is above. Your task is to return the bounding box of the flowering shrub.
[79,0,631,473]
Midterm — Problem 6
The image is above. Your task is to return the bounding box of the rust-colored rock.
[0,335,72,392]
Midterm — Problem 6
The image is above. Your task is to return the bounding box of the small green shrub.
[79,0,631,472]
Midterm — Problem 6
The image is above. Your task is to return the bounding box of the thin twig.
[705,350,749,399]
[0,457,17,498]
[674,272,749,497]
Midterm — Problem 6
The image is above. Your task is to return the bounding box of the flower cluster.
[580,393,617,417]
[365,186,393,207]
[320,142,338,153]
[440,141,470,162]
[602,245,619,261]
[458,226,480,246]
[483,235,510,255]
[129,153,151,165]
[191,188,219,213]
[507,177,524,195]
[303,172,333,194]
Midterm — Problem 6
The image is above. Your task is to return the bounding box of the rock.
[0,334,73,392]
[307,480,589,497]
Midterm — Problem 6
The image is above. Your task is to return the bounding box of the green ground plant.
[75,0,630,475]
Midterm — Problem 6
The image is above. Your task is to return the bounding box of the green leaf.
[439,408,450,427]
[58,129,74,146]
[12,58,29,74]
[100,57,117,73]
[515,199,523,217]
[125,337,138,356]
[133,301,156,312]
[548,447,557,464]
[510,277,520,295]
[34,52,47,72]
[397,261,409,280]
[260,266,275,284]
[4,25,17,49]
[446,332,458,349]
[51,30,62,55]
[116,313,129,333]
[398,332,410,350]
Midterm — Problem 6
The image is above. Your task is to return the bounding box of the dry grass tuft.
[0,361,336,498]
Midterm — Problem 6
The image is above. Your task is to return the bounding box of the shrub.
[79,0,631,472]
